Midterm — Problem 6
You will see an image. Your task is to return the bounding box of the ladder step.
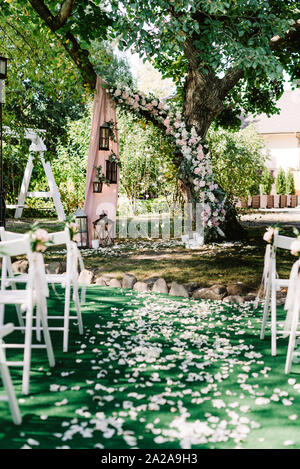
[47,316,77,320]
[26,192,52,198]
[3,344,47,349]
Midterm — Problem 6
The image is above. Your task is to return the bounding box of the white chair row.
[0,227,85,424]
[0,227,84,353]
[0,323,22,425]
[260,228,300,373]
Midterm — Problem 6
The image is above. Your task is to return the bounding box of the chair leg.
[63,283,71,353]
[260,279,272,340]
[22,307,33,395]
[285,308,298,374]
[80,285,86,305]
[39,299,55,368]
[73,286,83,336]
[10,281,25,329]
[271,286,277,356]
[0,304,4,327]
[0,346,22,425]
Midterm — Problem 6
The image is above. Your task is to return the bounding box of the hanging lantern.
[99,122,110,150]
[106,160,118,184]
[93,180,103,193]
[0,57,7,80]
[74,208,89,249]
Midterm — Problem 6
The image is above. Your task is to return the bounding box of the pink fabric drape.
[84,76,120,246]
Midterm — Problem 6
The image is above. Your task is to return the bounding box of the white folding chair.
[0,234,55,395]
[260,229,295,356]
[0,227,84,352]
[282,259,300,374]
[0,323,22,425]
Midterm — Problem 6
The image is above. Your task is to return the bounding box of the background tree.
[117,111,178,215]
[275,167,286,195]
[259,167,274,195]
[207,125,268,201]
[2,1,300,239]
[285,168,296,195]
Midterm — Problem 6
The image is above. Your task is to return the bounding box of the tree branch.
[53,0,76,30]
[270,19,300,51]
[28,0,75,31]
[219,18,300,99]
[28,0,97,89]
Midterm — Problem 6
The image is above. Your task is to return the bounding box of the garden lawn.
[0,285,300,449]
[5,218,297,290]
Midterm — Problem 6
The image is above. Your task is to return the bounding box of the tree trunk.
[181,67,246,241]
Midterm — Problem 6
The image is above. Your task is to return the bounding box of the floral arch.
[107,84,226,240]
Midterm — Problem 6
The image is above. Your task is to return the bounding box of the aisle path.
[0,286,299,449]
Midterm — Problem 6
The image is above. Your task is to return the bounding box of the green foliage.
[117,110,179,212]
[106,0,298,120]
[51,111,92,214]
[260,167,274,195]
[207,125,268,200]
[90,41,135,89]
[275,168,286,195]
[286,169,296,195]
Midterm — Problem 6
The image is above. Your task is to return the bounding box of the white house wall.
[262,133,300,171]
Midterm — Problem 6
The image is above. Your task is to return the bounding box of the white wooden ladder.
[13,132,65,221]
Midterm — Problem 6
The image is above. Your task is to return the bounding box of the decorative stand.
[12,130,65,221]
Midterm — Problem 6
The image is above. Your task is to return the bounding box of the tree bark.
[182,65,246,241]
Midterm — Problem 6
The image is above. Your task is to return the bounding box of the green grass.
[5,218,297,291]
[1,285,300,449]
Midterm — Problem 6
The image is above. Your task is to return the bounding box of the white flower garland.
[107,84,226,238]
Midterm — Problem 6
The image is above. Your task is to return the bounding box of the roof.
[241,89,300,134]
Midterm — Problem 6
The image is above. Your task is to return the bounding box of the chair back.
[0,234,31,258]
[0,323,14,340]
[0,227,24,242]
[273,230,295,251]
[48,227,70,247]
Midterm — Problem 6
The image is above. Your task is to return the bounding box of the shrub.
[275,168,286,195]
[285,169,296,195]
[259,167,273,195]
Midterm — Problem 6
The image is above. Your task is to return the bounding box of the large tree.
[2,0,299,239]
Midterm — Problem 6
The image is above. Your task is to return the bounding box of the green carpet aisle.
[0,286,299,449]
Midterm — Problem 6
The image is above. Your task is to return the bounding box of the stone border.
[78,269,262,304]
[11,259,287,305]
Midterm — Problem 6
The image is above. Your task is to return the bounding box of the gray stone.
[227,283,248,296]
[95,276,107,286]
[94,274,113,285]
[143,277,160,288]
[152,278,169,294]
[277,296,286,306]
[169,281,189,298]
[78,268,94,285]
[184,282,204,294]
[108,278,122,288]
[122,273,137,289]
[244,292,257,302]
[45,261,66,274]
[133,281,149,293]
[209,284,227,296]
[192,287,226,301]
[223,295,245,304]
[12,259,29,274]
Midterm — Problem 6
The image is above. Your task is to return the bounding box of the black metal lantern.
[74,208,89,248]
[0,57,7,80]
[99,122,110,150]
[93,180,103,193]
[0,56,7,228]
[106,160,118,184]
